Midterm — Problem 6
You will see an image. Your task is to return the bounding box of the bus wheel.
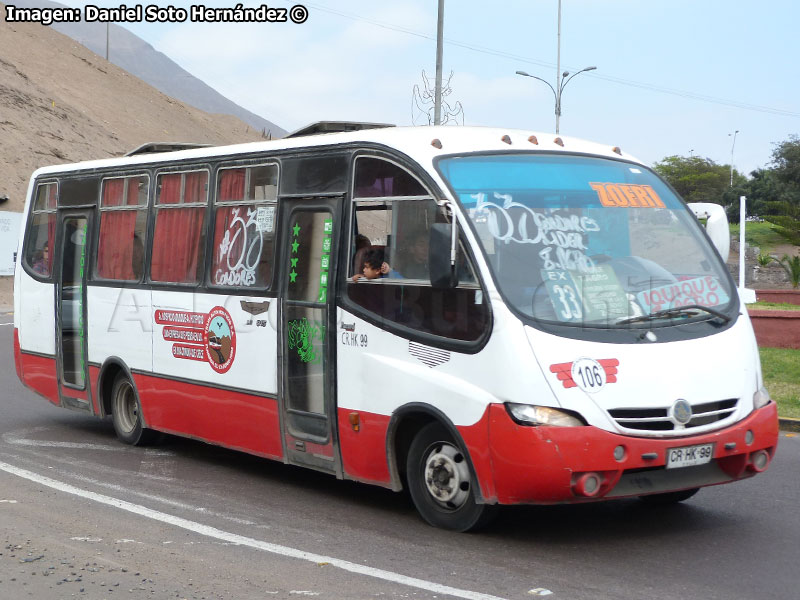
[110,374,156,446]
[639,488,699,505]
[406,422,496,532]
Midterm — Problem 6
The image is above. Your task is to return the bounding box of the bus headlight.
[753,386,771,409]
[505,403,585,427]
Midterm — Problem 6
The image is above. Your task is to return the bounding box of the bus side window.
[25,182,58,278]
[95,175,149,282]
[150,170,209,284]
[210,163,278,289]
[347,157,488,343]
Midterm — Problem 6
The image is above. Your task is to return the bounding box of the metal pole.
[555,0,562,134]
[729,130,739,186]
[739,195,746,290]
[105,22,109,60]
[434,0,445,126]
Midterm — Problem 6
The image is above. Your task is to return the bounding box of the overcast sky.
[56,0,800,176]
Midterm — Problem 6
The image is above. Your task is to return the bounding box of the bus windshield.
[437,153,736,329]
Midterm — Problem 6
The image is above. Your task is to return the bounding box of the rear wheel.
[639,488,699,505]
[110,373,157,446]
[406,422,496,531]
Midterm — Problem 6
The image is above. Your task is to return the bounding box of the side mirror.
[429,223,457,289]
[688,202,730,262]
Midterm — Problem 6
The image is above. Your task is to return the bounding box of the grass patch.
[749,301,800,311]
[730,221,787,253]
[759,347,800,419]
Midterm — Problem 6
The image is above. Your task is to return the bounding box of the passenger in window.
[352,234,392,278]
[32,241,50,275]
[351,247,402,281]
[352,234,372,274]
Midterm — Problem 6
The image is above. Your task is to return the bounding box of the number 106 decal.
[550,357,619,391]
[571,358,606,392]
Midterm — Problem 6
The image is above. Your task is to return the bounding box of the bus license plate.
[666,443,714,469]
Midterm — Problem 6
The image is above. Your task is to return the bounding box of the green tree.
[773,254,800,288]
[741,169,795,217]
[771,135,800,192]
[653,155,742,206]
[764,136,800,243]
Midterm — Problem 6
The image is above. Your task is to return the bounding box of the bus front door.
[55,211,94,413]
[279,198,342,475]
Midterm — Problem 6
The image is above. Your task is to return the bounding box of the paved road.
[1,310,798,600]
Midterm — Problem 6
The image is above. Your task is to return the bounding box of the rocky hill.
[10,0,286,140]
[0,6,266,213]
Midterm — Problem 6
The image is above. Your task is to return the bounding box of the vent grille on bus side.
[408,342,450,368]
[608,399,738,431]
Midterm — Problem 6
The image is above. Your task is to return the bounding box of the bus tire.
[406,422,496,532]
[110,373,157,446]
[638,488,699,505]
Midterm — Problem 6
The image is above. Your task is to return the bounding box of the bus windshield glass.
[437,153,736,328]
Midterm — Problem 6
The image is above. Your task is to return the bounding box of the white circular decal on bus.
[571,358,607,393]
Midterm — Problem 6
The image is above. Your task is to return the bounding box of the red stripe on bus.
[18,351,59,405]
[13,329,23,381]
[134,373,283,460]
[337,407,392,486]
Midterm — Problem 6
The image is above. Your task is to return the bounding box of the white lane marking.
[66,473,259,526]
[4,427,258,526]
[0,461,510,600]
[2,428,173,455]
[0,323,13,327]
[6,439,129,451]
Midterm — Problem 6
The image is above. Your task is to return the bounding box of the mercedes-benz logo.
[670,399,693,426]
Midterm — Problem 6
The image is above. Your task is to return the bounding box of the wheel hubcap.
[114,382,138,434]
[423,442,470,509]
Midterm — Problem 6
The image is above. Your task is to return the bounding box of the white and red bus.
[13,124,779,531]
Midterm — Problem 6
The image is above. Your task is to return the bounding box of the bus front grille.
[608,399,739,432]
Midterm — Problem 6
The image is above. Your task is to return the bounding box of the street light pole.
[556,0,562,133]
[516,0,595,134]
[433,0,445,126]
[516,66,596,134]
[728,130,739,187]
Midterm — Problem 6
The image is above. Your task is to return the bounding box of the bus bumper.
[487,401,779,504]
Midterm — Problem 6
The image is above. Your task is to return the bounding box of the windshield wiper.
[616,304,731,325]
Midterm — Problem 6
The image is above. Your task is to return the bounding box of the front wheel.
[110,374,158,446]
[406,422,496,531]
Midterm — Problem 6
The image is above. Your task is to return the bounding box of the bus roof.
[29,125,642,179]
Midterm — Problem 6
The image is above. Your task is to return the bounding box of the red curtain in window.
[219,169,245,201]
[185,171,208,203]
[96,179,138,280]
[151,173,206,283]
[212,170,247,283]
[102,179,125,207]
[97,213,137,280]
